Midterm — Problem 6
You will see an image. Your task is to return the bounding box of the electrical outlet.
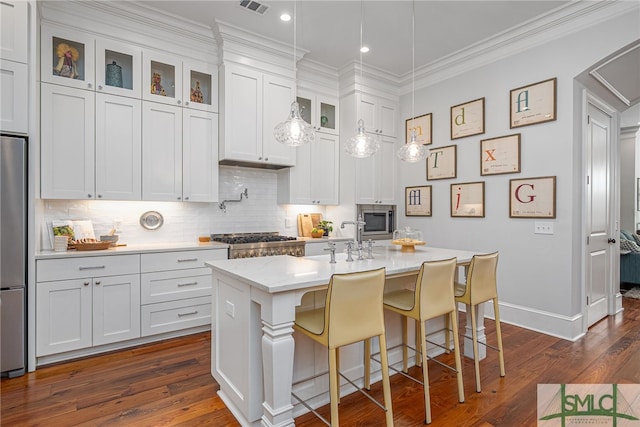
[285,217,293,228]
[113,219,122,232]
[225,301,235,318]
[534,222,554,235]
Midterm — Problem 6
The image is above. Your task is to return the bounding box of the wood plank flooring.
[3,296,639,426]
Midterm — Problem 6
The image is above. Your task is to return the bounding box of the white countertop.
[297,236,354,243]
[36,241,229,259]
[206,244,477,294]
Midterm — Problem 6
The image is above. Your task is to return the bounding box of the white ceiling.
[134,0,570,76]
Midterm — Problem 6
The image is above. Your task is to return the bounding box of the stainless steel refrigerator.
[0,135,27,377]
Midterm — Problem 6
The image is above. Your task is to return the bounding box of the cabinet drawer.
[141,268,212,304]
[141,296,211,336]
[140,249,226,273]
[37,255,140,282]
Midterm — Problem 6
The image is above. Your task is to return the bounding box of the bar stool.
[454,251,504,393]
[293,268,394,426]
[375,258,464,424]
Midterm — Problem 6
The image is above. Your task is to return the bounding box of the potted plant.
[311,220,333,238]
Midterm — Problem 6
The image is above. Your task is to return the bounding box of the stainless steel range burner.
[211,232,305,259]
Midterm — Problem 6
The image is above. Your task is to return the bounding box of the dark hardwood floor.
[3,296,639,426]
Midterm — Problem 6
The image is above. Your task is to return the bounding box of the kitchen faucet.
[340,215,366,246]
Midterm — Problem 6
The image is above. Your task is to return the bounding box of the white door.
[0,59,28,134]
[377,137,397,204]
[585,100,615,327]
[142,101,182,201]
[40,83,95,199]
[310,133,339,205]
[95,93,141,200]
[183,109,218,202]
[262,74,296,166]
[93,274,140,346]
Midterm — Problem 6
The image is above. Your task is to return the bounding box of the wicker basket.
[74,241,112,251]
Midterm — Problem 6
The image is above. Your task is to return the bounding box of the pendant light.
[397,0,427,162]
[344,0,380,158]
[273,1,315,147]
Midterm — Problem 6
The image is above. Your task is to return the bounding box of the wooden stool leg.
[378,334,395,426]
[493,298,506,377]
[450,309,465,403]
[418,319,431,424]
[364,338,372,390]
[329,347,340,426]
[470,305,481,393]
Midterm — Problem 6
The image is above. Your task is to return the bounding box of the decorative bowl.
[99,235,119,247]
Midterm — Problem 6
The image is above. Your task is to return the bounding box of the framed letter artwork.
[427,144,456,180]
[450,97,485,140]
[509,176,556,218]
[406,113,432,145]
[406,186,432,217]
[480,133,521,176]
[451,182,485,217]
[510,77,557,128]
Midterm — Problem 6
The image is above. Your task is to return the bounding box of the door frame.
[581,89,622,334]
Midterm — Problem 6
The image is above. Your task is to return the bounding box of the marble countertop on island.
[206,244,477,294]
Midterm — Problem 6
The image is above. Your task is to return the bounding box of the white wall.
[396,10,639,337]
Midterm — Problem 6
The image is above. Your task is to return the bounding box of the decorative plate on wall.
[140,211,164,230]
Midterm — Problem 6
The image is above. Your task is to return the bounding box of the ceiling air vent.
[239,0,269,15]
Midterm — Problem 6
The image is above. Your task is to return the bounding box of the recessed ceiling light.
[280,13,291,22]
[360,46,369,53]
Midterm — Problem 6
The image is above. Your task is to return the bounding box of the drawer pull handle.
[79,266,106,270]
[178,310,198,317]
[177,258,198,263]
[177,281,198,287]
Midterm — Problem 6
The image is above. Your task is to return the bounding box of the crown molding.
[40,0,217,61]
[400,0,640,94]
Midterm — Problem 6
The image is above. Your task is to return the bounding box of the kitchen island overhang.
[206,245,478,427]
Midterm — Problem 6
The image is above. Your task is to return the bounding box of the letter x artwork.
[510,176,556,218]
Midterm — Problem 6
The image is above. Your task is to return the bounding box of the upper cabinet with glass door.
[143,50,182,106]
[296,90,338,135]
[41,26,95,91]
[96,39,142,98]
[183,59,218,113]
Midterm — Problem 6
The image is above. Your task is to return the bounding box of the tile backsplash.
[39,166,327,249]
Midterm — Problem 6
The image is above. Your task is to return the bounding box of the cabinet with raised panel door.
[357,93,398,138]
[220,63,296,167]
[36,255,140,357]
[355,135,396,204]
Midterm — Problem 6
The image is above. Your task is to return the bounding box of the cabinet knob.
[177,100,182,105]
[177,196,181,200]
[264,157,269,161]
[185,101,189,106]
[87,83,92,89]
[97,194,102,198]
[84,282,90,286]
[184,196,189,201]
[87,194,93,198]
[98,85,103,90]
[95,281,101,286]
[258,156,262,160]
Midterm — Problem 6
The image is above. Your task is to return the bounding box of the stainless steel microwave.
[357,205,396,239]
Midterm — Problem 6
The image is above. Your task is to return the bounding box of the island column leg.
[254,290,297,427]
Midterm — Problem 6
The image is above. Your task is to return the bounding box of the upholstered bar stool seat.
[293,268,394,427]
[454,251,505,393]
[374,258,464,424]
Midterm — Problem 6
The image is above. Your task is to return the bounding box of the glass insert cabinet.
[296,90,339,135]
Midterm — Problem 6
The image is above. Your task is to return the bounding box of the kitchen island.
[206,244,478,427]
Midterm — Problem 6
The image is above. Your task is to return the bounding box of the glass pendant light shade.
[345,119,380,158]
[274,101,315,146]
[397,129,427,162]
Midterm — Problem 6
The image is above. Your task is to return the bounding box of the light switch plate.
[225,301,235,318]
[534,222,554,235]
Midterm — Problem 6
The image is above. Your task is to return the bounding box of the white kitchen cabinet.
[355,136,397,204]
[183,109,219,202]
[297,90,339,136]
[40,83,95,199]
[0,59,28,134]
[0,0,29,63]
[277,132,339,205]
[95,38,142,98]
[143,52,217,113]
[140,249,226,337]
[142,101,183,201]
[41,26,95,91]
[220,63,296,167]
[96,93,142,200]
[358,93,398,138]
[36,255,140,356]
[41,84,142,200]
[141,102,218,202]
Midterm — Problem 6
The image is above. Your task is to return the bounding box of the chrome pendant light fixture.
[398,0,427,162]
[273,0,315,147]
[344,0,380,158]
